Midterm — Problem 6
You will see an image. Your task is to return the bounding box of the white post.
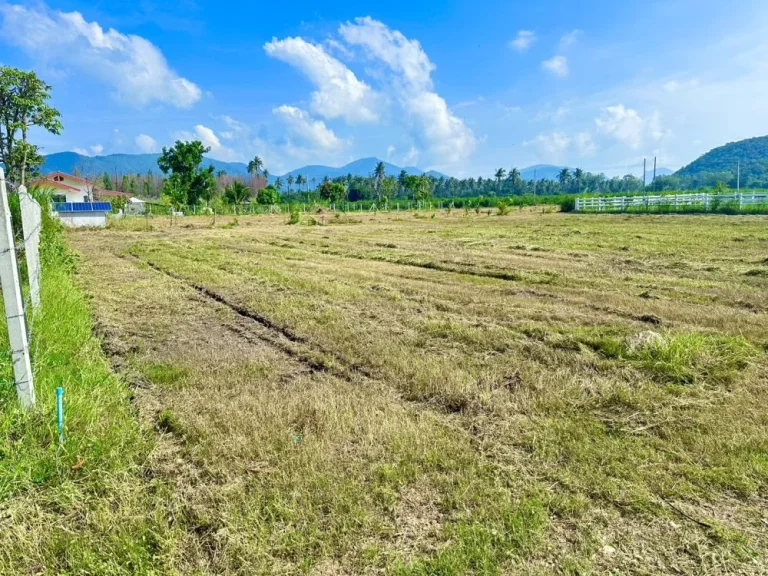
[19,187,42,310]
[0,168,36,408]
[574,197,580,212]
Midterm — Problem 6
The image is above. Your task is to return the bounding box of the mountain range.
[40,153,448,182]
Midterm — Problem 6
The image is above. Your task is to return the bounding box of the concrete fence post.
[18,187,42,310]
[574,198,580,211]
[0,168,36,408]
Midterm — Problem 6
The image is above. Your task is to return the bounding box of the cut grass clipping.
[578,329,757,386]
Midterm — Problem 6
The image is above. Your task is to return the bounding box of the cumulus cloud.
[595,105,666,149]
[524,131,596,160]
[338,17,475,164]
[542,55,568,77]
[174,124,242,161]
[509,30,536,52]
[135,134,159,153]
[72,144,104,156]
[0,2,201,108]
[264,36,379,123]
[272,105,342,151]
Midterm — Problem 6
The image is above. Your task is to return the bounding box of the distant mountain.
[42,152,250,177]
[645,167,674,182]
[519,164,568,180]
[41,152,448,182]
[676,135,768,181]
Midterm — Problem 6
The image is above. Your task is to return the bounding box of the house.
[34,172,132,228]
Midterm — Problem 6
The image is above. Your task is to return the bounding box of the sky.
[1,0,767,177]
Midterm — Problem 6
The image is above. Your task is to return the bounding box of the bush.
[287,204,301,225]
[560,197,576,212]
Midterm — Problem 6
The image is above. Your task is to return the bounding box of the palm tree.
[573,168,584,193]
[263,168,270,183]
[311,176,317,190]
[275,177,283,192]
[509,168,521,194]
[374,161,386,199]
[216,169,227,179]
[494,168,506,193]
[558,168,571,192]
[247,156,263,176]
[224,181,251,205]
[398,169,408,196]
[287,174,294,192]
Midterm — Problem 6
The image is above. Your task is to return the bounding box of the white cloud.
[272,105,342,151]
[264,36,379,123]
[72,144,104,156]
[524,130,597,160]
[558,29,582,50]
[386,145,395,159]
[595,105,666,150]
[339,17,475,164]
[0,3,201,108]
[509,30,536,52]
[135,134,159,153]
[542,55,568,77]
[524,132,571,157]
[174,124,242,161]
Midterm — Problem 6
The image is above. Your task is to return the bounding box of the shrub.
[560,198,576,212]
[497,200,510,216]
[287,204,301,225]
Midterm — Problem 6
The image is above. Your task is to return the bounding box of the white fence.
[575,192,768,212]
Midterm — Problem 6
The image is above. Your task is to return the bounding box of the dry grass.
[32,209,768,574]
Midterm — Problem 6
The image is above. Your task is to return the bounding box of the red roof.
[36,172,133,198]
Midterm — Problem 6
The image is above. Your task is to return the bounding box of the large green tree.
[0,66,62,184]
[157,140,216,207]
[494,168,506,192]
[223,181,251,205]
[319,180,346,203]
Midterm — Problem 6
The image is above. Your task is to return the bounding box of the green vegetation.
[674,135,768,188]
[37,209,766,574]
[157,139,217,207]
[0,66,62,185]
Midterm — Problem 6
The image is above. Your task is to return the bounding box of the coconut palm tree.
[509,168,521,194]
[263,168,269,183]
[573,168,584,192]
[311,176,317,190]
[374,161,386,199]
[558,168,571,192]
[398,169,408,196]
[247,156,263,176]
[287,174,294,192]
[494,168,506,193]
[275,177,283,191]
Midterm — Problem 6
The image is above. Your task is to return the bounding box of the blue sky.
[1,0,767,177]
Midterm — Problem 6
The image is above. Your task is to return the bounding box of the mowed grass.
[35,209,768,574]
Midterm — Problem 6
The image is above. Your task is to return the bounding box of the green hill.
[675,135,768,187]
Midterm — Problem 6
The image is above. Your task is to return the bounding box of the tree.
[216,169,227,178]
[494,168,507,192]
[0,66,63,184]
[558,168,571,191]
[398,169,408,196]
[319,181,346,203]
[263,168,269,182]
[311,176,317,190]
[287,174,295,192]
[157,140,216,207]
[404,174,432,202]
[247,155,263,176]
[374,161,386,199]
[275,177,283,192]
[509,168,521,194]
[573,168,584,192]
[224,181,251,205]
[257,184,280,205]
[102,172,113,190]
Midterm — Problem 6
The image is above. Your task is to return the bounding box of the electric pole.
[737,160,740,192]
[653,157,657,191]
[643,159,646,190]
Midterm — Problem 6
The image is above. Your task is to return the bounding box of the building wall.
[54,211,108,228]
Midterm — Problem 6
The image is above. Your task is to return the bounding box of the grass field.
[12,208,768,574]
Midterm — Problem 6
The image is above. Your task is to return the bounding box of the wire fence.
[0,168,42,408]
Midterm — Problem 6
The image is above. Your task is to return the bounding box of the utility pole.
[533,168,537,201]
[653,157,657,191]
[643,158,646,190]
[0,168,35,408]
[737,160,740,192]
